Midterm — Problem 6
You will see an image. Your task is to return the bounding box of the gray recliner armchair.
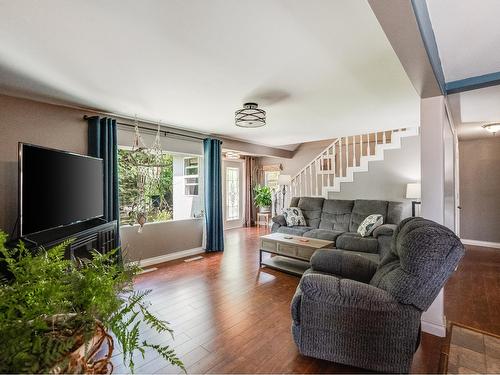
[291,217,465,373]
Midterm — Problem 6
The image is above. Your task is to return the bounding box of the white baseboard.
[137,247,204,268]
[421,319,446,337]
[461,239,500,249]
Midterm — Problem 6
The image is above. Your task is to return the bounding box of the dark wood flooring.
[112,227,499,374]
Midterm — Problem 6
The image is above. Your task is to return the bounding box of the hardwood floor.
[113,227,497,374]
[444,245,500,336]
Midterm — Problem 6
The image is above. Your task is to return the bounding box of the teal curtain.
[203,138,224,252]
[87,116,120,246]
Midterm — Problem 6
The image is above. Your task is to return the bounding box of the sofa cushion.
[277,226,314,236]
[318,199,354,232]
[303,229,344,242]
[289,197,300,207]
[297,197,325,229]
[387,201,411,225]
[336,232,379,254]
[349,200,388,232]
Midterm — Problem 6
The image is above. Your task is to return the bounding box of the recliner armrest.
[310,249,378,283]
[373,223,397,238]
[272,214,287,227]
[299,273,403,312]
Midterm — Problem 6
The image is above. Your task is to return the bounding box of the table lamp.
[406,183,421,217]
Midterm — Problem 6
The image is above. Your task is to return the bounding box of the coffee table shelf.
[259,233,334,276]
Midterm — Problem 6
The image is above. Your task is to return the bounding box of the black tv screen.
[20,143,104,236]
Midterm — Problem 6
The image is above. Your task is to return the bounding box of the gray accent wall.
[329,135,421,202]
[459,137,500,243]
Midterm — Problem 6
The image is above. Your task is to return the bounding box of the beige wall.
[259,139,334,177]
[0,94,204,260]
[120,219,203,262]
[329,135,420,202]
[459,137,500,243]
[0,94,88,233]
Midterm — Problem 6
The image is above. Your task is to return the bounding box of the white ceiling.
[448,85,500,140]
[426,0,500,82]
[0,0,419,148]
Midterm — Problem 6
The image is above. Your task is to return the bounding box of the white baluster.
[339,138,343,177]
[383,131,387,144]
[368,133,372,155]
[332,142,336,180]
[309,165,313,196]
[353,135,357,167]
[360,133,364,157]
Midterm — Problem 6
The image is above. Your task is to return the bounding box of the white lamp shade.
[277,174,291,186]
[406,183,421,199]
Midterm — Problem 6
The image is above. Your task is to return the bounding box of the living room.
[0,1,499,374]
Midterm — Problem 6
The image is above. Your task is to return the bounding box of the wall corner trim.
[421,318,446,337]
[461,239,500,249]
[135,247,205,268]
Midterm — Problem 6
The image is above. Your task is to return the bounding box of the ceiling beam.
[368,0,442,98]
[445,71,500,94]
[410,0,446,95]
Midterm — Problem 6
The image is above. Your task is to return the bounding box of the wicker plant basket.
[50,321,114,374]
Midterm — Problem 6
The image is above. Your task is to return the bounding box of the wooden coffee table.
[259,233,334,276]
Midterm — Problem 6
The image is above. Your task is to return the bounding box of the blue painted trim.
[410,0,446,95]
[445,71,500,94]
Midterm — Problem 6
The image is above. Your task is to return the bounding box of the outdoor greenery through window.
[118,148,173,225]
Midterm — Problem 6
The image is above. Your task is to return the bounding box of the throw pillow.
[357,214,384,237]
[283,207,307,226]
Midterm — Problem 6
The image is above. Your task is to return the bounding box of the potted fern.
[253,184,272,213]
[0,231,184,374]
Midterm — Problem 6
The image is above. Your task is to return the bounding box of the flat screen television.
[19,143,104,237]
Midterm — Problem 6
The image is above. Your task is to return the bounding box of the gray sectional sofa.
[271,197,410,263]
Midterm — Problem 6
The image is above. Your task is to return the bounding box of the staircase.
[290,127,419,197]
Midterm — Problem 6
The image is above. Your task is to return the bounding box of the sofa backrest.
[387,201,411,224]
[290,197,410,231]
[294,197,324,228]
[318,199,354,232]
[349,200,389,232]
[369,217,465,311]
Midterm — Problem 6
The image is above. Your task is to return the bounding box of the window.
[264,170,280,190]
[184,157,199,196]
[226,167,240,220]
[118,149,173,225]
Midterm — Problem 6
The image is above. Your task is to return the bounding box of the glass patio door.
[222,160,244,229]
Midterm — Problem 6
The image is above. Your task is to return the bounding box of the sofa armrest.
[310,249,378,283]
[372,223,397,238]
[272,214,287,226]
[299,273,404,312]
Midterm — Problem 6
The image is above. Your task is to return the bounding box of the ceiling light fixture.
[482,122,500,135]
[235,102,266,128]
[225,151,240,160]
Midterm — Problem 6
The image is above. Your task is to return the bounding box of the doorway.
[222,160,245,229]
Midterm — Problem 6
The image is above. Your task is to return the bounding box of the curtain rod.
[83,115,210,141]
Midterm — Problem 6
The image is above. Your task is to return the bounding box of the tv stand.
[20,219,118,261]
